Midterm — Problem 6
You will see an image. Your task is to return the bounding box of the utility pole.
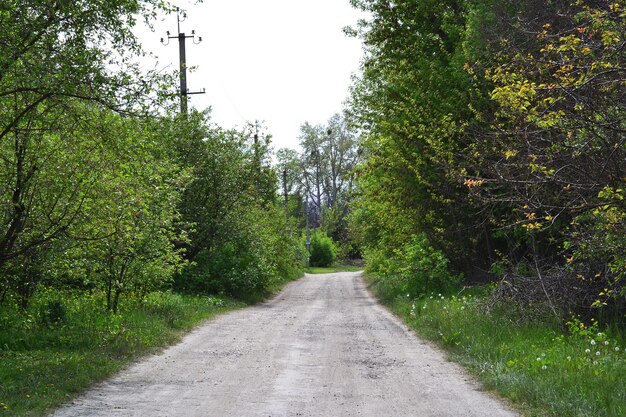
[161,7,205,114]
[253,121,261,194]
[305,199,310,267]
[283,169,288,222]
[254,121,259,160]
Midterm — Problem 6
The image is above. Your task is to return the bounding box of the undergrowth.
[366,275,626,417]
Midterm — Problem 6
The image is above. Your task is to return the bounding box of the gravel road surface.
[51,271,518,417]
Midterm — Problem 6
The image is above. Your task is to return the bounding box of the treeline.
[277,113,361,261]
[0,1,303,313]
[347,0,626,325]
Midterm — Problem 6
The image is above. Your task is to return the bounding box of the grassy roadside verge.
[0,290,244,416]
[304,265,364,274]
[0,270,305,417]
[364,273,626,417]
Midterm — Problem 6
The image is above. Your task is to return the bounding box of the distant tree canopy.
[347,0,626,323]
[276,114,360,254]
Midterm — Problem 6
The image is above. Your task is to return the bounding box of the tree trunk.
[106,277,113,311]
[112,287,122,314]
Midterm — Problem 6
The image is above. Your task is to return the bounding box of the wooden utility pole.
[161,8,205,114]
[283,169,288,222]
[305,199,310,267]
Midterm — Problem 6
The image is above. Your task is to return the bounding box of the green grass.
[305,265,364,274]
[365,275,626,417]
[0,289,244,417]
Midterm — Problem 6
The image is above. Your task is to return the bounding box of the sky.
[136,0,366,151]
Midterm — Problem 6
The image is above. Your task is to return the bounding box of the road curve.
[51,272,517,417]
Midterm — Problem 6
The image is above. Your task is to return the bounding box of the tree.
[0,0,175,291]
[173,116,303,299]
[346,0,494,278]
[74,113,187,312]
[469,0,626,318]
[278,114,360,244]
[347,0,626,322]
[172,115,274,263]
[276,147,306,222]
[0,1,306,310]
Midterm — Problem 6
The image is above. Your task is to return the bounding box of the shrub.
[396,234,462,297]
[309,231,337,267]
[366,233,461,300]
[39,300,67,328]
[175,205,304,301]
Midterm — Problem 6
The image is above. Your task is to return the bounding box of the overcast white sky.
[136,0,365,151]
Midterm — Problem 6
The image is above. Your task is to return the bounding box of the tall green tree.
[0,1,305,310]
[348,0,626,321]
[347,0,494,278]
[0,0,175,293]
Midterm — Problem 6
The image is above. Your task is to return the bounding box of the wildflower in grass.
[595,351,601,356]
[585,349,591,354]
[536,357,541,361]
[604,340,609,346]
[615,346,620,352]
[590,339,596,345]
[541,365,547,370]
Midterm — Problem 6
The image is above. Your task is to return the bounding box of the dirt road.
[51,272,517,417]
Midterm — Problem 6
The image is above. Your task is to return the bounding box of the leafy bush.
[39,300,67,328]
[397,234,462,297]
[175,204,304,301]
[175,243,269,300]
[364,233,461,301]
[308,231,337,267]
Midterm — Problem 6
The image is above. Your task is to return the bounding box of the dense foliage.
[347,0,491,289]
[347,0,626,326]
[0,1,305,314]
